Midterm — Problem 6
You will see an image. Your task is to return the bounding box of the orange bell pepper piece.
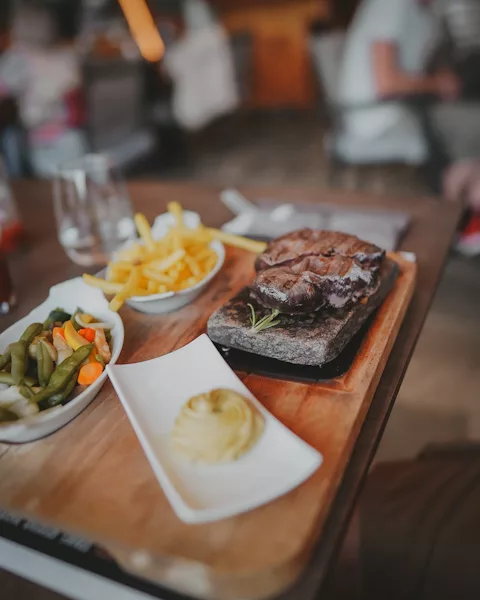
[53,327,66,340]
[78,328,96,343]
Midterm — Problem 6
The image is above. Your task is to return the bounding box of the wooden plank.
[0,181,461,600]
[0,246,415,599]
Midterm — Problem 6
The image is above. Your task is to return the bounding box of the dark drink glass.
[0,253,15,315]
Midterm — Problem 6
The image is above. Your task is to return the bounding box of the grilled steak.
[255,229,384,272]
[251,254,378,313]
[251,229,384,314]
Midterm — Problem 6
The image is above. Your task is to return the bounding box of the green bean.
[95,354,105,367]
[20,323,43,345]
[19,385,34,400]
[28,332,51,360]
[0,348,11,370]
[10,340,28,385]
[0,371,14,385]
[0,372,36,386]
[40,372,77,409]
[30,344,93,405]
[36,340,54,387]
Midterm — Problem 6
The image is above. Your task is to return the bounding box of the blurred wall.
[218,0,331,108]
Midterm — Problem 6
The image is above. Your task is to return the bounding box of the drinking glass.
[53,154,136,267]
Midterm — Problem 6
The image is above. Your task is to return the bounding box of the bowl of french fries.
[82,203,266,314]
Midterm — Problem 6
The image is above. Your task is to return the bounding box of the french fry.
[108,297,124,312]
[106,271,123,283]
[203,255,217,271]
[184,255,201,278]
[131,288,152,297]
[181,225,210,243]
[116,243,146,263]
[147,280,157,294]
[84,203,269,311]
[146,249,185,273]
[167,201,184,229]
[142,267,174,284]
[171,228,183,251]
[134,213,156,253]
[82,274,124,295]
[207,228,267,254]
[106,262,134,283]
[110,261,135,272]
[109,267,141,312]
[193,248,216,261]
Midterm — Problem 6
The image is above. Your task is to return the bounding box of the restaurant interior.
[0,1,479,599]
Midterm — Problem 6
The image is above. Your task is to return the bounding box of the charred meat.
[251,230,384,314]
[255,229,384,272]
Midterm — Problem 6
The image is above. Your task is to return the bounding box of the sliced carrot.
[78,328,96,343]
[53,327,66,340]
[77,361,104,386]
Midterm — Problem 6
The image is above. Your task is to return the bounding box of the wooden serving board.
[0,248,416,600]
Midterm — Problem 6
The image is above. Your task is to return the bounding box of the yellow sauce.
[171,388,264,463]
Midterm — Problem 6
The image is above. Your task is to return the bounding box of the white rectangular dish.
[0,278,124,443]
[107,334,322,524]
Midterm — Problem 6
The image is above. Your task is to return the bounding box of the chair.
[309,31,427,188]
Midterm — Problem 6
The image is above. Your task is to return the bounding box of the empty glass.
[53,154,136,267]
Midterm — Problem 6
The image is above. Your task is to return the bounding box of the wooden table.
[1,181,461,600]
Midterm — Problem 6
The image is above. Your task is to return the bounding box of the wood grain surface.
[0,243,415,599]
[0,182,462,600]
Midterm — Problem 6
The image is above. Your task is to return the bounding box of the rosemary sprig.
[247,303,281,333]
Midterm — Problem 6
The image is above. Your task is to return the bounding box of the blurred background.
[0,0,431,195]
[1,2,480,597]
[0,0,477,467]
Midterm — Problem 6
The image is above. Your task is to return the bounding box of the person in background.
[0,1,87,178]
[337,0,480,184]
[445,158,480,210]
[438,1,480,255]
[443,157,480,254]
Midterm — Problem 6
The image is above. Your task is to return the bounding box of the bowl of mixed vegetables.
[0,277,124,443]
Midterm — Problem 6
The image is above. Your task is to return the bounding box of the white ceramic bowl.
[0,278,124,443]
[115,211,225,315]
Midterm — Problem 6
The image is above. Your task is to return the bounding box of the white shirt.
[165,24,239,130]
[337,0,441,154]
